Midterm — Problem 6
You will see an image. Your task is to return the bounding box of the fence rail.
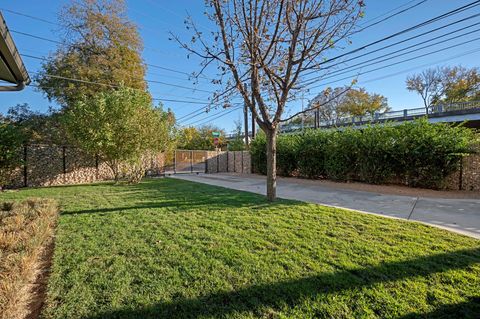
[226,101,480,138]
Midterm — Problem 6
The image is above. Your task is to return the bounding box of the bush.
[0,122,24,189]
[250,132,301,176]
[0,199,58,319]
[297,129,328,178]
[276,134,301,176]
[250,132,267,175]
[250,119,476,189]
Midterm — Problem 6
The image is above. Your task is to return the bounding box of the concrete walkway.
[170,173,480,239]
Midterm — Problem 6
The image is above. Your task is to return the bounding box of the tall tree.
[36,0,146,107]
[63,87,175,181]
[339,88,389,117]
[176,0,363,200]
[309,87,349,124]
[177,125,227,150]
[406,67,443,113]
[406,66,480,113]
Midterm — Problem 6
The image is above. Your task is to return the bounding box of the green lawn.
[1,178,479,319]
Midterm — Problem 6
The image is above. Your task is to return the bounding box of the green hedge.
[250,119,477,189]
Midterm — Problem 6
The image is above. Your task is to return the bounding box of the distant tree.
[339,88,390,117]
[228,120,246,151]
[36,0,145,107]
[176,0,364,200]
[177,125,226,150]
[0,120,24,190]
[441,66,480,104]
[309,87,349,124]
[406,67,443,113]
[63,87,174,182]
[406,66,480,113]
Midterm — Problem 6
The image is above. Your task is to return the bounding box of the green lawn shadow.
[85,247,480,319]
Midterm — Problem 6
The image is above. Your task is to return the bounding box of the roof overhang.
[0,11,30,91]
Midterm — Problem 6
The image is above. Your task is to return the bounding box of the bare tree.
[174,0,364,200]
[406,67,443,113]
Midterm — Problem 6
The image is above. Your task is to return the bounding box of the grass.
[0,199,58,319]
[0,178,479,319]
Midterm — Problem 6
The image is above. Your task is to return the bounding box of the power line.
[315,0,480,67]
[357,0,429,31]
[302,22,480,87]
[21,53,216,94]
[359,0,423,26]
[307,36,480,90]
[303,12,480,77]
[187,106,243,127]
[0,7,58,25]
[9,27,214,81]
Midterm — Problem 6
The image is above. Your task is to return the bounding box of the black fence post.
[459,157,464,191]
[241,151,244,173]
[190,150,194,173]
[62,146,67,172]
[205,151,208,173]
[95,154,99,179]
[23,145,28,187]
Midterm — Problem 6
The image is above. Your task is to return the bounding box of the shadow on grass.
[398,297,480,319]
[62,178,293,216]
[85,247,480,319]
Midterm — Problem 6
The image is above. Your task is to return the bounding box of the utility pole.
[244,102,249,146]
[251,93,256,140]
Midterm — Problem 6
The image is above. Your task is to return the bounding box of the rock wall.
[8,144,165,188]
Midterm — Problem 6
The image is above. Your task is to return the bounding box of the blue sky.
[1,0,479,133]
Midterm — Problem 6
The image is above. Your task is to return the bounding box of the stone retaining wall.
[8,144,165,188]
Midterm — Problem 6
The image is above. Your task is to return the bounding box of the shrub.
[0,198,58,319]
[323,128,361,181]
[250,132,301,176]
[276,134,301,176]
[0,122,24,190]
[250,119,476,189]
[250,132,267,174]
[394,120,476,188]
[297,129,328,178]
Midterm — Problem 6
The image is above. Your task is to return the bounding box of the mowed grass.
[1,178,479,319]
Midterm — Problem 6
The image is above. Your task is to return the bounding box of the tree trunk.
[265,127,277,201]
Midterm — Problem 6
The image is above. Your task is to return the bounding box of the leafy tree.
[406,66,480,113]
[63,87,174,181]
[441,66,480,104]
[0,121,24,190]
[177,125,226,150]
[5,103,66,144]
[339,88,390,117]
[177,0,364,200]
[36,0,145,107]
[228,120,246,151]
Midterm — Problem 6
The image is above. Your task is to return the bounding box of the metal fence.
[173,150,207,174]
[239,101,480,135]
